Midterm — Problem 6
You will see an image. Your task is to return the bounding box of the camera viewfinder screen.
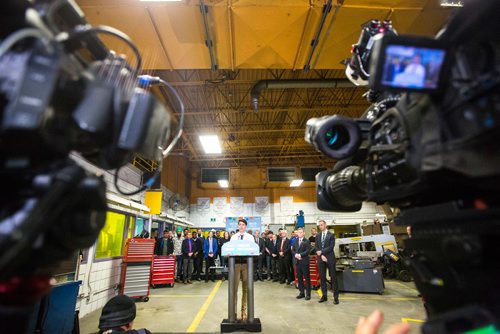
[381,45,446,90]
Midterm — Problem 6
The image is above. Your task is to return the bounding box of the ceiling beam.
[176,143,311,151]
[190,153,324,162]
[186,128,305,135]
[180,105,367,116]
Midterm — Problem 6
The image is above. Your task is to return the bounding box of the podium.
[220,240,262,333]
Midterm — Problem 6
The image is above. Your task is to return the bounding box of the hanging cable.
[59,24,142,74]
[114,75,185,196]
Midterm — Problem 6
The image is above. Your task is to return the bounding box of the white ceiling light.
[218,180,229,188]
[290,179,303,187]
[439,0,463,7]
[140,0,182,2]
[199,135,222,154]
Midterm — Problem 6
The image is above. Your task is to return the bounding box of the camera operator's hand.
[355,310,410,334]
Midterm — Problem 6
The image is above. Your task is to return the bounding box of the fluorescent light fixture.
[199,135,222,154]
[439,0,463,7]
[218,180,229,188]
[140,0,182,2]
[290,179,303,187]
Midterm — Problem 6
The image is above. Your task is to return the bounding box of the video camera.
[306,1,500,333]
[0,0,178,320]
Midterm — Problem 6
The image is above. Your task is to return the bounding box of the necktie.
[188,240,192,253]
[209,238,213,252]
[321,232,325,246]
[281,239,285,252]
[240,234,243,240]
[299,238,302,247]
[273,240,276,247]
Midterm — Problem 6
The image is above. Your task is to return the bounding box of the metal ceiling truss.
[156,69,370,168]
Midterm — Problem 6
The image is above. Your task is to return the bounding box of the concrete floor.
[79,278,425,334]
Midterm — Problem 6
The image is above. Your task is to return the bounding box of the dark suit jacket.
[268,239,279,256]
[181,238,197,259]
[291,238,311,263]
[314,231,336,262]
[255,237,265,255]
[194,238,204,257]
[278,238,291,258]
[155,237,174,256]
[264,238,273,255]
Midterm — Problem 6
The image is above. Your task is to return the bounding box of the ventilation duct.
[250,79,353,111]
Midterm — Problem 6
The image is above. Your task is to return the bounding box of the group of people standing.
[260,220,339,305]
[154,220,340,320]
[155,227,231,284]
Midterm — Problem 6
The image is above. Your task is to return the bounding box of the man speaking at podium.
[230,219,254,321]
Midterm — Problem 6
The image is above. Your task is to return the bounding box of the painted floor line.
[149,295,210,298]
[401,317,425,323]
[186,280,223,333]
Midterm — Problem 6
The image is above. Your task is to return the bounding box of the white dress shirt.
[230,232,254,241]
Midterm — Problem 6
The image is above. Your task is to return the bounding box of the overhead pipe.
[303,0,334,72]
[200,0,218,71]
[311,1,343,70]
[250,79,353,111]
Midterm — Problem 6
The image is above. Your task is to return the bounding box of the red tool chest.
[151,255,176,288]
[294,255,320,289]
[120,238,155,302]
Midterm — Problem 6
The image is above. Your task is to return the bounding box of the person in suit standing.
[315,220,339,304]
[264,231,274,280]
[230,219,254,321]
[291,228,311,300]
[192,232,204,281]
[181,232,196,284]
[270,233,280,281]
[289,230,298,285]
[197,229,205,276]
[155,229,174,256]
[204,230,218,282]
[254,230,265,281]
[278,230,293,284]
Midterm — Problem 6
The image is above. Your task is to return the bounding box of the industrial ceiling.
[77,0,452,168]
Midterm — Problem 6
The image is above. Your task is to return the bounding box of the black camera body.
[307,1,500,332]
[0,0,172,312]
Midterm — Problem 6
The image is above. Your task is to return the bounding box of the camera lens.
[325,126,350,150]
[305,115,362,160]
